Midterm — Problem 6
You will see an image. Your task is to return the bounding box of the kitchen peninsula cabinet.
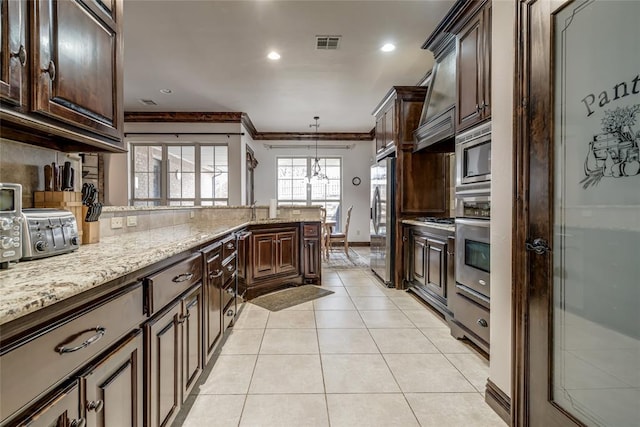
[302,223,321,281]
[238,222,321,299]
[0,0,125,152]
[455,0,491,132]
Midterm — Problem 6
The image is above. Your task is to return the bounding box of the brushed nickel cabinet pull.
[209,270,223,279]
[10,45,27,66]
[226,309,234,317]
[42,60,56,81]
[226,288,235,296]
[477,318,488,328]
[226,264,234,272]
[226,242,235,250]
[70,418,86,427]
[56,327,106,354]
[172,272,193,283]
[86,399,104,412]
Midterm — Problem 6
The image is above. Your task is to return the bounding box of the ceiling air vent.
[139,99,157,106]
[316,35,341,50]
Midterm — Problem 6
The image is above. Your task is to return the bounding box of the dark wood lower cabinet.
[405,225,454,318]
[146,300,182,427]
[203,243,223,362]
[82,331,143,427]
[11,381,82,427]
[181,286,203,401]
[239,223,321,299]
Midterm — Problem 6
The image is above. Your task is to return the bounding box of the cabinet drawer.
[147,253,202,314]
[0,284,143,422]
[222,279,236,309]
[222,254,236,286]
[453,289,490,344]
[303,224,319,237]
[222,298,237,331]
[222,235,237,260]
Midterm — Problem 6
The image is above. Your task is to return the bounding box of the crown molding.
[124,111,373,142]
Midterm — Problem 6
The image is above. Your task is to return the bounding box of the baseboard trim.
[485,379,511,425]
[347,241,370,247]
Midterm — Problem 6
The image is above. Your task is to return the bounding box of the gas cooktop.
[414,217,455,225]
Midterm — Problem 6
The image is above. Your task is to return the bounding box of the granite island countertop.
[0,218,319,326]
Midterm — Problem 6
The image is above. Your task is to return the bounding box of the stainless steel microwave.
[455,122,491,190]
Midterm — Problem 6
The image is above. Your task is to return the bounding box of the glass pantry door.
[552,1,640,425]
[517,0,640,425]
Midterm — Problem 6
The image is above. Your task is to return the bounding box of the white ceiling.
[123,0,455,133]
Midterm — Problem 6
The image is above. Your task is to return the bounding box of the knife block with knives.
[34,191,84,244]
[81,183,101,244]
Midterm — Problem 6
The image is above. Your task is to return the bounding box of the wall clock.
[352,176,361,186]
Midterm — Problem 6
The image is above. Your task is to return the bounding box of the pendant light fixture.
[307,116,329,184]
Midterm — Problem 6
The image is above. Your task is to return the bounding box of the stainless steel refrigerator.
[370,157,395,287]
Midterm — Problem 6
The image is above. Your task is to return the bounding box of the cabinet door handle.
[10,45,27,67]
[226,264,234,272]
[42,60,56,82]
[177,312,190,324]
[56,327,106,354]
[70,418,86,427]
[172,272,193,283]
[86,399,104,412]
[226,287,235,296]
[209,270,223,279]
[481,101,489,110]
[226,309,235,317]
[478,279,487,286]
[477,318,488,328]
[226,242,235,250]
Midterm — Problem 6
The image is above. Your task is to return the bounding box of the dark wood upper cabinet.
[373,86,426,156]
[455,0,491,132]
[32,0,122,140]
[0,0,28,106]
[0,0,124,152]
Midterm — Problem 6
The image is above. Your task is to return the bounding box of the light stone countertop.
[0,218,319,326]
[402,219,456,233]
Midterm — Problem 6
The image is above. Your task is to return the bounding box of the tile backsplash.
[0,138,81,208]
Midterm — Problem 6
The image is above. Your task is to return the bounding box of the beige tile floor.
[181,247,505,427]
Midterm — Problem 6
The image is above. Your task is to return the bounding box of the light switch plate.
[292,210,301,215]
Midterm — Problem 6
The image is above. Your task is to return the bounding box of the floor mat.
[249,285,335,311]
[322,248,370,270]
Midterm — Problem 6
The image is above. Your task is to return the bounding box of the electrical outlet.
[111,217,124,229]
[126,216,137,227]
[356,229,360,236]
[292,210,301,215]
[189,211,195,219]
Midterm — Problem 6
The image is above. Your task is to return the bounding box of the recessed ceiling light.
[267,51,281,60]
[159,89,172,94]
[380,43,396,52]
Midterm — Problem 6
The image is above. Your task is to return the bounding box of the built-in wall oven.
[455,188,490,306]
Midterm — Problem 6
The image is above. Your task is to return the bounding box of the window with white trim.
[131,143,228,206]
[277,156,342,223]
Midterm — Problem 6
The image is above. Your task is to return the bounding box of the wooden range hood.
[413,0,467,153]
